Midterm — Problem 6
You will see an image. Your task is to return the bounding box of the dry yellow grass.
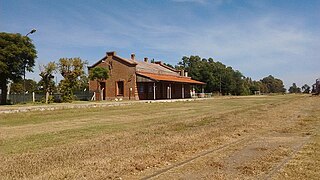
[0,95,319,179]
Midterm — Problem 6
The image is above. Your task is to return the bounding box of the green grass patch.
[0,123,128,154]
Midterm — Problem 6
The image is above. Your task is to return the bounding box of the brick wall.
[89,54,138,100]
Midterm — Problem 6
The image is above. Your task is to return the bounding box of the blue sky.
[1,0,319,89]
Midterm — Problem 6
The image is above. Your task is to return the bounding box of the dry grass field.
[0,95,319,179]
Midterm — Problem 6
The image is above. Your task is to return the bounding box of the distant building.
[313,78,320,95]
[88,51,205,100]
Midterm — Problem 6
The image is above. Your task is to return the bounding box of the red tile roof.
[136,61,179,76]
[136,71,205,84]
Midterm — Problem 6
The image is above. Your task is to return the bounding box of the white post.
[169,84,172,99]
[45,91,49,104]
[91,92,96,101]
[32,92,35,102]
[7,83,10,102]
[101,88,104,101]
[182,84,184,99]
[201,86,204,98]
[153,83,156,100]
[192,86,195,97]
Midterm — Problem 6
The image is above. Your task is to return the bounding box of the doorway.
[100,82,106,100]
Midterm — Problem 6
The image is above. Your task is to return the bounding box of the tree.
[288,83,301,93]
[39,62,57,103]
[10,82,24,94]
[76,75,89,92]
[10,79,37,94]
[249,80,263,94]
[260,75,286,93]
[89,66,109,100]
[0,32,37,104]
[176,56,287,96]
[177,55,252,95]
[57,57,87,102]
[301,84,310,94]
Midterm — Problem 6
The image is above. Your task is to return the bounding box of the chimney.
[106,51,116,56]
[180,69,184,76]
[144,57,148,62]
[131,53,135,61]
[184,71,188,77]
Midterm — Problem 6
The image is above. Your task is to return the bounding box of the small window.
[117,81,124,96]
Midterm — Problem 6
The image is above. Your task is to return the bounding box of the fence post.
[32,92,35,103]
[101,88,104,101]
[91,92,96,101]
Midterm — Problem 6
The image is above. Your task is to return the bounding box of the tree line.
[5,58,89,103]
[174,55,286,95]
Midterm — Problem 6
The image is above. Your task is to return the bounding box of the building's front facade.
[88,51,205,100]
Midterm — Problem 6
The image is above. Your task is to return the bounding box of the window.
[117,81,124,96]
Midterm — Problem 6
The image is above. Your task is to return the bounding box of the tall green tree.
[288,83,301,93]
[39,62,57,103]
[0,32,37,104]
[57,57,87,102]
[260,75,286,93]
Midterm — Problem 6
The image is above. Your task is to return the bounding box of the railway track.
[141,134,311,180]
[141,136,252,180]
[263,137,311,180]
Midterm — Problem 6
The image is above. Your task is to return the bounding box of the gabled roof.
[137,71,205,84]
[113,55,137,65]
[88,52,137,69]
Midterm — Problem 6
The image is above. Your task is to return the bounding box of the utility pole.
[23,29,37,103]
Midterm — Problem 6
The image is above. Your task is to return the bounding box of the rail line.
[142,134,311,180]
[141,136,252,180]
[263,136,311,180]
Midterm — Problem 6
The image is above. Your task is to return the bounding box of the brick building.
[88,51,205,100]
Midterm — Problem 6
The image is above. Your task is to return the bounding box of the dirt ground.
[0,95,319,179]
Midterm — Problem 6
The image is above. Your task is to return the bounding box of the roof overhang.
[136,72,205,85]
